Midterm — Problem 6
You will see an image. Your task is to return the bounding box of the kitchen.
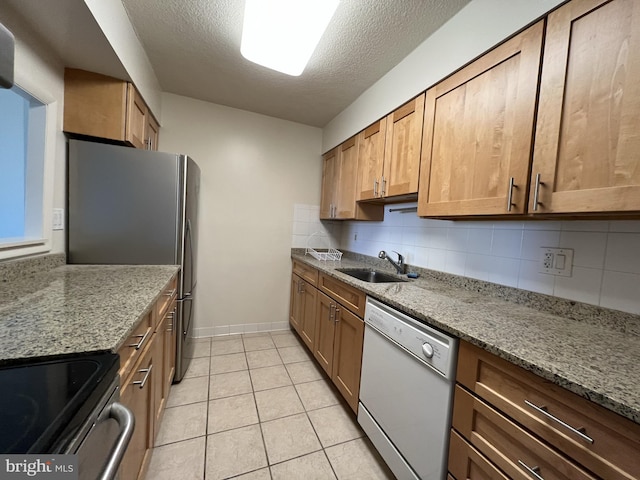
[1,0,640,479]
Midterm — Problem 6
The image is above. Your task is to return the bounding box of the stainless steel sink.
[336,268,406,283]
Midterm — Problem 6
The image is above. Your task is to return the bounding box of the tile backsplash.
[337,203,640,316]
[291,204,341,250]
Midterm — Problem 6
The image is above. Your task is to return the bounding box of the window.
[0,85,47,251]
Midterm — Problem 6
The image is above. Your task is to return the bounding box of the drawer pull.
[165,288,177,297]
[518,460,544,480]
[128,327,152,350]
[334,308,340,323]
[132,365,153,389]
[524,400,594,444]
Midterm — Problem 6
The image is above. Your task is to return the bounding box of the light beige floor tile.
[211,338,244,356]
[261,413,322,464]
[325,438,394,480]
[212,334,242,342]
[167,377,209,407]
[246,349,282,369]
[155,402,207,446]
[308,405,364,447]
[270,328,295,336]
[270,451,336,480]
[146,437,205,480]
[243,335,276,351]
[285,361,324,384]
[209,370,252,399]
[295,380,340,411]
[210,352,248,374]
[271,332,302,348]
[208,393,258,433]
[243,332,273,338]
[193,337,212,343]
[277,345,311,364]
[190,341,211,358]
[250,365,292,391]
[183,357,210,378]
[254,385,304,421]
[206,425,267,480]
[232,468,271,480]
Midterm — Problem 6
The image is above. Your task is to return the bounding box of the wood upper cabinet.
[418,21,544,217]
[383,94,425,199]
[320,148,339,219]
[320,139,384,221]
[530,0,640,214]
[64,68,160,150]
[357,118,387,201]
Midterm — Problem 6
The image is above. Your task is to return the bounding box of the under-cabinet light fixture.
[241,0,339,76]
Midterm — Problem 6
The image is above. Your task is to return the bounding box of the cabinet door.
[331,306,364,413]
[126,84,147,149]
[530,0,640,214]
[357,119,386,201]
[320,148,339,219]
[418,22,543,217]
[298,280,317,351]
[448,429,509,480]
[383,94,425,198]
[336,136,359,219]
[145,114,160,151]
[119,346,154,480]
[289,276,302,333]
[313,292,336,376]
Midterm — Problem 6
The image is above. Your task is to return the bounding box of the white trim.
[193,321,291,338]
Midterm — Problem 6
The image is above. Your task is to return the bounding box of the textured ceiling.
[121,0,470,127]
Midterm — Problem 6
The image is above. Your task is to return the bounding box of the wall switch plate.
[52,208,64,230]
[539,247,573,276]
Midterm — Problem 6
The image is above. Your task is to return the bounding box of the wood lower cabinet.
[451,340,640,480]
[290,261,365,413]
[64,68,160,150]
[119,341,154,480]
[418,21,543,217]
[530,0,640,215]
[118,274,178,480]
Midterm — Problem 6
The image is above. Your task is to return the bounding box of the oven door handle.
[98,402,135,480]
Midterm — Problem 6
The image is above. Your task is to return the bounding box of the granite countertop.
[292,252,640,425]
[0,263,179,365]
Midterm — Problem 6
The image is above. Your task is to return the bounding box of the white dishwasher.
[358,297,458,480]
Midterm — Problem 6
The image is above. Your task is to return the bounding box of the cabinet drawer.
[453,386,595,480]
[292,260,318,286]
[155,275,178,326]
[457,341,640,480]
[118,310,153,380]
[448,429,508,480]
[318,273,366,318]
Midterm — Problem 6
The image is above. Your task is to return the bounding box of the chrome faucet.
[378,250,405,274]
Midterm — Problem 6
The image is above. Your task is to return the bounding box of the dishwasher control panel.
[364,297,457,378]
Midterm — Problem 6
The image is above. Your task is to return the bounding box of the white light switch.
[52,208,64,230]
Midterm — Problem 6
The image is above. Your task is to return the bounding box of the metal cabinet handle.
[300,282,305,293]
[374,179,379,197]
[517,460,544,480]
[167,321,173,333]
[532,173,544,211]
[524,400,594,444]
[329,303,335,320]
[381,175,386,197]
[334,307,340,323]
[128,327,151,350]
[98,402,135,480]
[132,364,153,389]
[507,177,517,212]
[165,288,177,298]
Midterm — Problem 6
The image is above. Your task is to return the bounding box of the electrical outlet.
[52,208,64,231]
[539,247,573,276]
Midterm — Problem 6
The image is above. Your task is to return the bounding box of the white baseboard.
[193,321,290,338]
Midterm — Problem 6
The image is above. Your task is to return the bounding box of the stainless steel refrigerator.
[67,139,200,382]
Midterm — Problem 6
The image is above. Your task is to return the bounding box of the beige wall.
[322,0,565,151]
[0,3,66,259]
[159,93,322,336]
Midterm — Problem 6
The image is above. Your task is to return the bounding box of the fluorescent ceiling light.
[241,0,339,76]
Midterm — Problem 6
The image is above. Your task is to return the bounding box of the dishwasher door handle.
[98,402,135,480]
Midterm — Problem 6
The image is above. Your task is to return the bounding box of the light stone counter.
[292,251,640,425]
[0,260,179,365]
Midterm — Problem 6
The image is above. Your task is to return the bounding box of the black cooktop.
[0,352,119,454]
